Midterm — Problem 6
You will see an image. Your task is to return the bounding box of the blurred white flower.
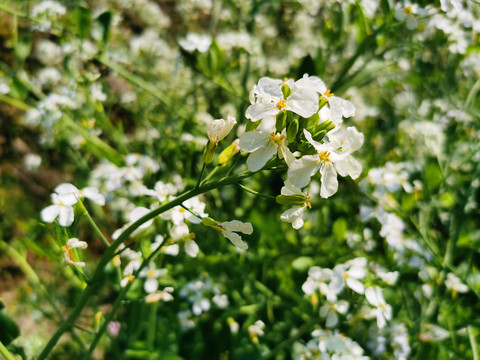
[365,286,392,328]
[179,33,212,53]
[62,238,88,267]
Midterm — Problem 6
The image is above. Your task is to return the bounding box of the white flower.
[330,260,366,295]
[140,265,168,294]
[145,287,174,303]
[179,33,212,53]
[246,77,319,123]
[365,286,392,328]
[217,220,253,250]
[279,180,310,229]
[319,300,349,328]
[394,2,428,30]
[327,126,364,180]
[288,130,346,198]
[55,182,105,206]
[419,324,450,342]
[445,273,469,295]
[168,223,200,258]
[161,197,207,225]
[295,74,356,125]
[248,320,265,344]
[62,238,88,267]
[207,116,237,144]
[239,130,295,172]
[40,184,82,227]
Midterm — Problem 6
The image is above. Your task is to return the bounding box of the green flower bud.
[276,194,307,206]
[201,217,218,229]
[218,139,240,166]
[203,140,217,164]
[286,119,299,143]
[246,120,260,132]
[275,111,287,132]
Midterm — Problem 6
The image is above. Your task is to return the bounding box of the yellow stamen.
[179,207,185,213]
[147,269,155,278]
[269,132,286,146]
[319,151,331,163]
[276,99,286,110]
[404,5,413,14]
[324,89,334,98]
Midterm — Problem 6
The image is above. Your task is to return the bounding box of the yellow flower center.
[276,99,286,110]
[404,6,413,14]
[319,151,331,163]
[269,132,286,146]
[343,272,350,279]
[282,77,294,83]
[179,207,185,213]
[324,89,334,98]
[147,269,155,278]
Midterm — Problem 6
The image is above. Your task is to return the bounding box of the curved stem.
[37,170,253,360]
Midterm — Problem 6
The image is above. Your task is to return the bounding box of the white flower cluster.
[41,183,105,227]
[176,277,230,330]
[297,328,369,360]
[302,258,393,329]
[237,75,363,229]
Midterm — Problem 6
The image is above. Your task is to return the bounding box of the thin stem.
[147,302,158,351]
[196,162,207,189]
[237,183,276,200]
[0,340,16,360]
[86,244,164,357]
[468,326,479,360]
[37,170,254,360]
[77,199,111,248]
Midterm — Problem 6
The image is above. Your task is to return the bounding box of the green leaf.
[73,7,93,39]
[333,218,347,242]
[0,311,20,346]
[287,119,299,143]
[95,11,112,45]
[424,161,443,191]
[14,35,32,64]
[291,256,314,272]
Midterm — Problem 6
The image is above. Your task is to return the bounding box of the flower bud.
[276,194,307,206]
[218,139,240,166]
[202,140,217,164]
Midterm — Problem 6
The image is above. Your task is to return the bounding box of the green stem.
[86,244,164,357]
[0,93,31,110]
[77,199,111,248]
[147,302,158,351]
[0,340,16,360]
[37,170,254,360]
[237,183,276,200]
[196,162,207,189]
[468,326,479,360]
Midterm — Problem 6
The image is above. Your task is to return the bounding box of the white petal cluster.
[41,183,105,227]
[240,74,364,218]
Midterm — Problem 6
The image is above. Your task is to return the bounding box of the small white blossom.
[365,286,392,328]
[62,238,88,267]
